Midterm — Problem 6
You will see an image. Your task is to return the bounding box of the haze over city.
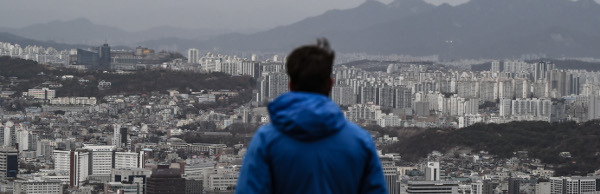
[1,0,600,193]
[0,0,473,32]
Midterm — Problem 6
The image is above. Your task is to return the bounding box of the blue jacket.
[236,92,388,194]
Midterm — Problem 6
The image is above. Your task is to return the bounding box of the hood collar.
[268,92,346,141]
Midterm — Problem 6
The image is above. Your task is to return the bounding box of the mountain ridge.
[0,18,230,47]
[191,0,600,58]
[2,0,600,58]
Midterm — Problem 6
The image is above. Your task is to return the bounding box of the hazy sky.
[0,0,539,32]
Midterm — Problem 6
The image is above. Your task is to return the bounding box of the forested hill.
[383,121,600,176]
[0,56,255,99]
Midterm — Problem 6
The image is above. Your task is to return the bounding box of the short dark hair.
[286,38,335,96]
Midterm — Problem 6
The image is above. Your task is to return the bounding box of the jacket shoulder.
[251,124,282,142]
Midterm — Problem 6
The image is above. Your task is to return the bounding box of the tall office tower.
[0,147,18,180]
[491,60,501,72]
[53,150,89,188]
[147,165,186,194]
[187,48,199,64]
[425,162,440,181]
[98,44,111,67]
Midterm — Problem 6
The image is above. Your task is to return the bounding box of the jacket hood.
[268,92,346,141]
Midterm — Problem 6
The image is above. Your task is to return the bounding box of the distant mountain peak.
[389,0,429,6]
[358,0,387,8]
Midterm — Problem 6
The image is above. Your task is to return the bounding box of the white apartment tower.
[425,162,440,181]
[53,150,89,187]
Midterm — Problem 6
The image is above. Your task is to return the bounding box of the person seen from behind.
[236,38,388,194]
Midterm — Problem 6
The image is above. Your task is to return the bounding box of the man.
[236,39,388,194]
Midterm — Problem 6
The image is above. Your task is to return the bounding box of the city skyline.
[1,0,600,193]
[2,40,600,193]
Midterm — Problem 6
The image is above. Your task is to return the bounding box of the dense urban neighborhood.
[1,41,600,194]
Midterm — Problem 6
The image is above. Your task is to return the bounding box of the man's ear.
[289,81,295,91]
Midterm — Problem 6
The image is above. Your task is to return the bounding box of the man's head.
[286,38,335,96]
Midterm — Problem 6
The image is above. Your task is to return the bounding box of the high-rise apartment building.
[535,61,554,81]
[331,85,356,106]
[491,60,501,72]
[187,48,199,64]
[257,72,288,103]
